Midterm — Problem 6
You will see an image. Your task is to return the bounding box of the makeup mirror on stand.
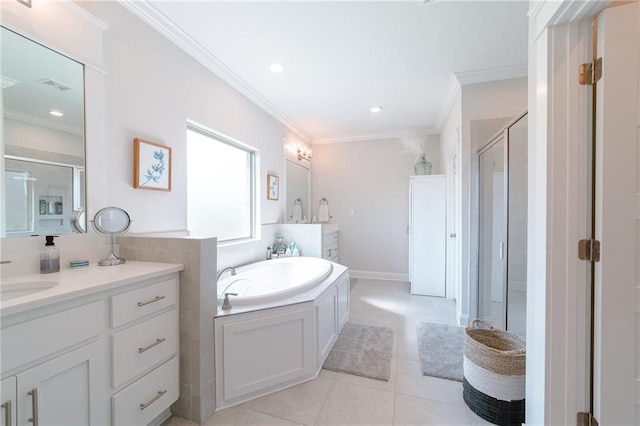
[91,207,131,266]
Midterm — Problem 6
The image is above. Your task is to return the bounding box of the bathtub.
[217,256,334,308]
[214,256,350,409]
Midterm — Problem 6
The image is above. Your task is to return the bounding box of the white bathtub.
[214,257,350,409]
[217,256,333,308]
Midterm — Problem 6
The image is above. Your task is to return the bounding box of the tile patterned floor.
[165,279,492,426]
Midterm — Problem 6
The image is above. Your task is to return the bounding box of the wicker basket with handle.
[463,319,526,425]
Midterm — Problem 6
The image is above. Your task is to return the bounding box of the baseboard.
[458,313,470,327]
[349,270,410,282]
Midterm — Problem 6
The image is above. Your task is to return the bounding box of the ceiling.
[125,1,530,144]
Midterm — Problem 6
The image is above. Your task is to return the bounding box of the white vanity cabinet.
[1,377,16,426]
[110,277,179,426]
[14,340,105,426]
[0,265,181,426]
[322,226,339,263]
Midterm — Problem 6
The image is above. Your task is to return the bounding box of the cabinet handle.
[137,295,165,307]
[27,388,38,426]
[2,400,11,426]
[138,338,166,353]
[139,390,167,411]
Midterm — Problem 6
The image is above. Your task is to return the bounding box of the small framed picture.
[134,138,172,191]
[267,173,279,200]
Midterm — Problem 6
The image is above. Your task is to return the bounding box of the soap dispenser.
[40,235,60,274]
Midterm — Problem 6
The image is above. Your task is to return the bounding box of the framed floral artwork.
[267,173,279,200]
[134,138,172,191]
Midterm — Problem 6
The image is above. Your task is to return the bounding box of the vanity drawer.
[111,277,177,328]
[112,356,179,426]
[1,301,103,373]
[112,309,178,387]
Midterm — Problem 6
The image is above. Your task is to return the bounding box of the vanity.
[0,262,183,426]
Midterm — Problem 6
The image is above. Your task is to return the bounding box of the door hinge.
[577,412,599,426]
[579,57,602,85]
[578,239,601,262]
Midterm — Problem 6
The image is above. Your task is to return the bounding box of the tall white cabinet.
[409,175,446,297]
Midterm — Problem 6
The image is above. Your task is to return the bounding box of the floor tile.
[396,359,465,407]
[315,381,395,425]
[394,393,471,425]
[247,377,333,425]
[236,410,304,425]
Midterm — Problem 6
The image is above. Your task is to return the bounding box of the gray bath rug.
[416,322,464,381]
[323,323,394,381]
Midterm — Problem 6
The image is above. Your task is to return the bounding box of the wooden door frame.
[527,1,608,423]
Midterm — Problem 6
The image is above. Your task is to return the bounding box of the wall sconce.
[297,146,312,162]
[16,0,32,8]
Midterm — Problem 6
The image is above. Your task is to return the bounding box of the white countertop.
[0,261,184,317]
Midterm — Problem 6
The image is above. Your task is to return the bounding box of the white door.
[594,2,640,423]
[410,176,446,297]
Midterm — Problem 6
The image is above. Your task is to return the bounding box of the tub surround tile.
[120,235,217,424]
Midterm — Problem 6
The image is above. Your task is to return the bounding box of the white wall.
[439,77,527,325]
[86,2,293,233]
[311,135,439,279]
[0,1,305,275]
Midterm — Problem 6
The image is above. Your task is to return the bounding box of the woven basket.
[463,319,526,425]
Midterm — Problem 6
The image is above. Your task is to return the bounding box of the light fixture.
[297,146,312,162]
[370,106,383,113]
[49,110,64,117]
[270,63,285,73]
[16,0,31,8]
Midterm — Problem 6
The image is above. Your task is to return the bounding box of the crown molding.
[118,0,312,142]
[63,2,109,31]
[5,109,83,136]
[454,63,528,86]
[313,127,437,145]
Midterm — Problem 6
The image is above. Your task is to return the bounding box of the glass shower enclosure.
[477,112,528,337]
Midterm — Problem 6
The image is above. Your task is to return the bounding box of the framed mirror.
[1,26,86,238]
[283,159,310,223]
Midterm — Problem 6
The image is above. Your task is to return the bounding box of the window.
[187,123,257,242]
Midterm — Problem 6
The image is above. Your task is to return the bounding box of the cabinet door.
[1,377,16,426]
[16,341,105,426]
[316,287,338,369]
[337,275,350,332]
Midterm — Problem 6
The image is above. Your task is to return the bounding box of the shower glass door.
[478,137,506,330]
[506,114,528,337]
[477,112,527,337]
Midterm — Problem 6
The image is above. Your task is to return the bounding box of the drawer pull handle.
[27,388,38,425]
[138,338,166,353]
[2,400,12,426]
[139,390,167,411]
[137,295,165,307]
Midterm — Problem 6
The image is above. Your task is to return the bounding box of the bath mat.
[417,322,464,381]
[323,323,394,381]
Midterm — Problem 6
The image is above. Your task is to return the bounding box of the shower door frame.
[476,110,528,332]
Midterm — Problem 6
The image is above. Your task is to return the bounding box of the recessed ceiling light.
[270,63,285,73]
[49,110,64,117]
[370,106,383,113]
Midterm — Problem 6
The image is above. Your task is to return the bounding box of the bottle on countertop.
[40,235,60,274]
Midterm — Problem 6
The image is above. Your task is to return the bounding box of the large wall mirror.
[283,159,310,223]
[2,26,86,238]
